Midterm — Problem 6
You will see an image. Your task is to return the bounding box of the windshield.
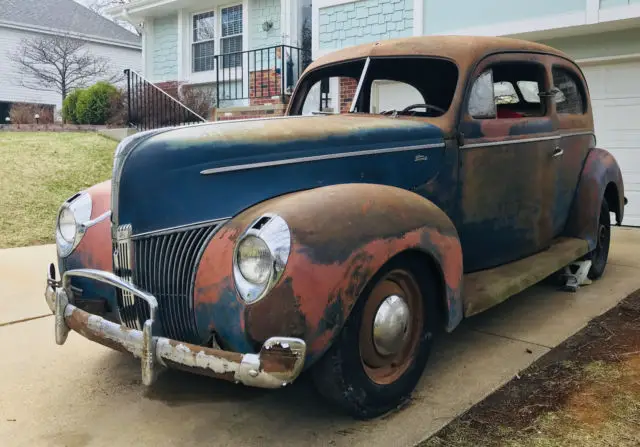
[290,57,459,118]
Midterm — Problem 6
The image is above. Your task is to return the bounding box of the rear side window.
[552,67,585,114]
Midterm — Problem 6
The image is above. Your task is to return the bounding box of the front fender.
[59,180,116,312]
[193,183,463,366]
[563,148,625,250]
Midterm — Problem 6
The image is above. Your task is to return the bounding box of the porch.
[124,43,306,130]
[108,0,311,129]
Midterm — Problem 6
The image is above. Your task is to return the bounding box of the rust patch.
[162,359,237,382]
[194,183,463,363]
[65,308,129,353]
[70,180,113,272]
[259,345,300,374]
[563,148,625,249]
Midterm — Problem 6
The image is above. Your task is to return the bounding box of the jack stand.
[561,260,592,292]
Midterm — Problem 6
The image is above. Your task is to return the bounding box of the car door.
[456,53,557,272]
[548,59,594,236]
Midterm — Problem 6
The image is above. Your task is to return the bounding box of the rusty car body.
[45,36,626,419]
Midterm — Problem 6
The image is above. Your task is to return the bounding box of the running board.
[463,237,590,317]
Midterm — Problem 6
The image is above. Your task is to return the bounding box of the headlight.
[233,215,291,303]
[237,236,273,284]
[56,192,92,258]
[58,207,77,243]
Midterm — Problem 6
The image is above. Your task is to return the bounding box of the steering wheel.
[401,103,446,115]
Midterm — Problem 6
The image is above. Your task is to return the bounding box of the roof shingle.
[0,0,140,46]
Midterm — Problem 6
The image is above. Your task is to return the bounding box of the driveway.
[1,228,639,447]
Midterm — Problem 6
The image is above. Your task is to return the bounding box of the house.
[311,0,640,227]
[0,0,142,120]
[107,0,312,122]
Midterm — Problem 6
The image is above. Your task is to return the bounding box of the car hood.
[115,114,447,234]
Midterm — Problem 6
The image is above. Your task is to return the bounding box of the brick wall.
[319,0,413,50]
[340,77,358,113]
[212,103,287,121]
[249,68,283,106]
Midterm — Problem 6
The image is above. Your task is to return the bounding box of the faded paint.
[60,180,118,319]
[563,147,625,249]
[456,51,595,272]
[63,301,305,388]
[194,183,464,366]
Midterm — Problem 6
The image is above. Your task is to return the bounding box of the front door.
[456,54,557,272]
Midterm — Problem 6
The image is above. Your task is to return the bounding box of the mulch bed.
[425,288,640,445]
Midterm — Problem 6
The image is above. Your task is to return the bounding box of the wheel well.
[604,182,620,224]
[382,249,447,333]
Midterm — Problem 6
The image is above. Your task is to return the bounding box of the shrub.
[9,103,54,124]
[105,88,127,126]
[75,82,119,125]
[62,89,83,124]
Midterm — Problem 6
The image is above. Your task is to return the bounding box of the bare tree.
[87,0,140,35]
[8,35,124,102]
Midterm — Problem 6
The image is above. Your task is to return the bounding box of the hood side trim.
[200,142,446,175]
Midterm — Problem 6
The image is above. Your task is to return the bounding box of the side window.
[552,67,585,114]
[469,70,496,119]
[469,62,547,119]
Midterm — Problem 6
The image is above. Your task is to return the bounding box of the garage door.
[581,60,640,227]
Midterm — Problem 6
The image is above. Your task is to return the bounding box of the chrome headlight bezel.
[56,192,92,258]
[233,214,291,304]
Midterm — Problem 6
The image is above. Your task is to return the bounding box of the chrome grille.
[113,222,221,343]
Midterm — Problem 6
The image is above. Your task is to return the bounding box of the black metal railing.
[125,69,206,131]
[213,44,306,105]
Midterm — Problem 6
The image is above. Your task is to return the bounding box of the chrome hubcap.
[372,295,410,356]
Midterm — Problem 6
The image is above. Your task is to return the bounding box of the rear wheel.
[588,199,611,280]
[311,258,438,419]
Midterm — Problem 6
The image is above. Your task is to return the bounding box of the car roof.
[306,35,571,73]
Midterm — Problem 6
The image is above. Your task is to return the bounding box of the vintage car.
[45,36,626,419]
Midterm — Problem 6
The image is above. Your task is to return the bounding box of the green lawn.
[0,132,116,249]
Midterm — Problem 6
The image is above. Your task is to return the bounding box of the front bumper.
[45,266,306,388]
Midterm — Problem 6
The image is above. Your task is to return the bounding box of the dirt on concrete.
[423,288,640,447]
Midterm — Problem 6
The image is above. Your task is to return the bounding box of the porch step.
[463,237,590,316]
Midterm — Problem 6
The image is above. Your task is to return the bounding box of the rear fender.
[564,148,625,250]
[193,183,463,366]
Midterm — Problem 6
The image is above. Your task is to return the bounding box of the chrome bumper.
[45,266,306,388]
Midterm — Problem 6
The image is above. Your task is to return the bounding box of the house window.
[193,11,216,72]
[221,5,243,69]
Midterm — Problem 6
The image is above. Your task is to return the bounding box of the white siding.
[0,26,141,114]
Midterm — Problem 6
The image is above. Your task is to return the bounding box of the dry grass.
[0,132,115,248]
[423,291,640,447]
[425,359,640,447]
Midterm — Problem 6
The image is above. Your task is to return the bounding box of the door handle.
[552,147,564,158]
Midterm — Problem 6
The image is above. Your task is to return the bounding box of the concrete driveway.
[1,228,639,447]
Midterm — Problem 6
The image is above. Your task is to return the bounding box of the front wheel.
[310,259,437,419]
[588,199,611,280]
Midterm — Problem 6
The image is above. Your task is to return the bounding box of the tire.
[587,199,611,280]
[310,257,438,419]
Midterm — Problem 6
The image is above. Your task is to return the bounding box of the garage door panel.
[580,59,640,226]
[622,191,640,227]
[583,61,640,99]
[591,101,640,131]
